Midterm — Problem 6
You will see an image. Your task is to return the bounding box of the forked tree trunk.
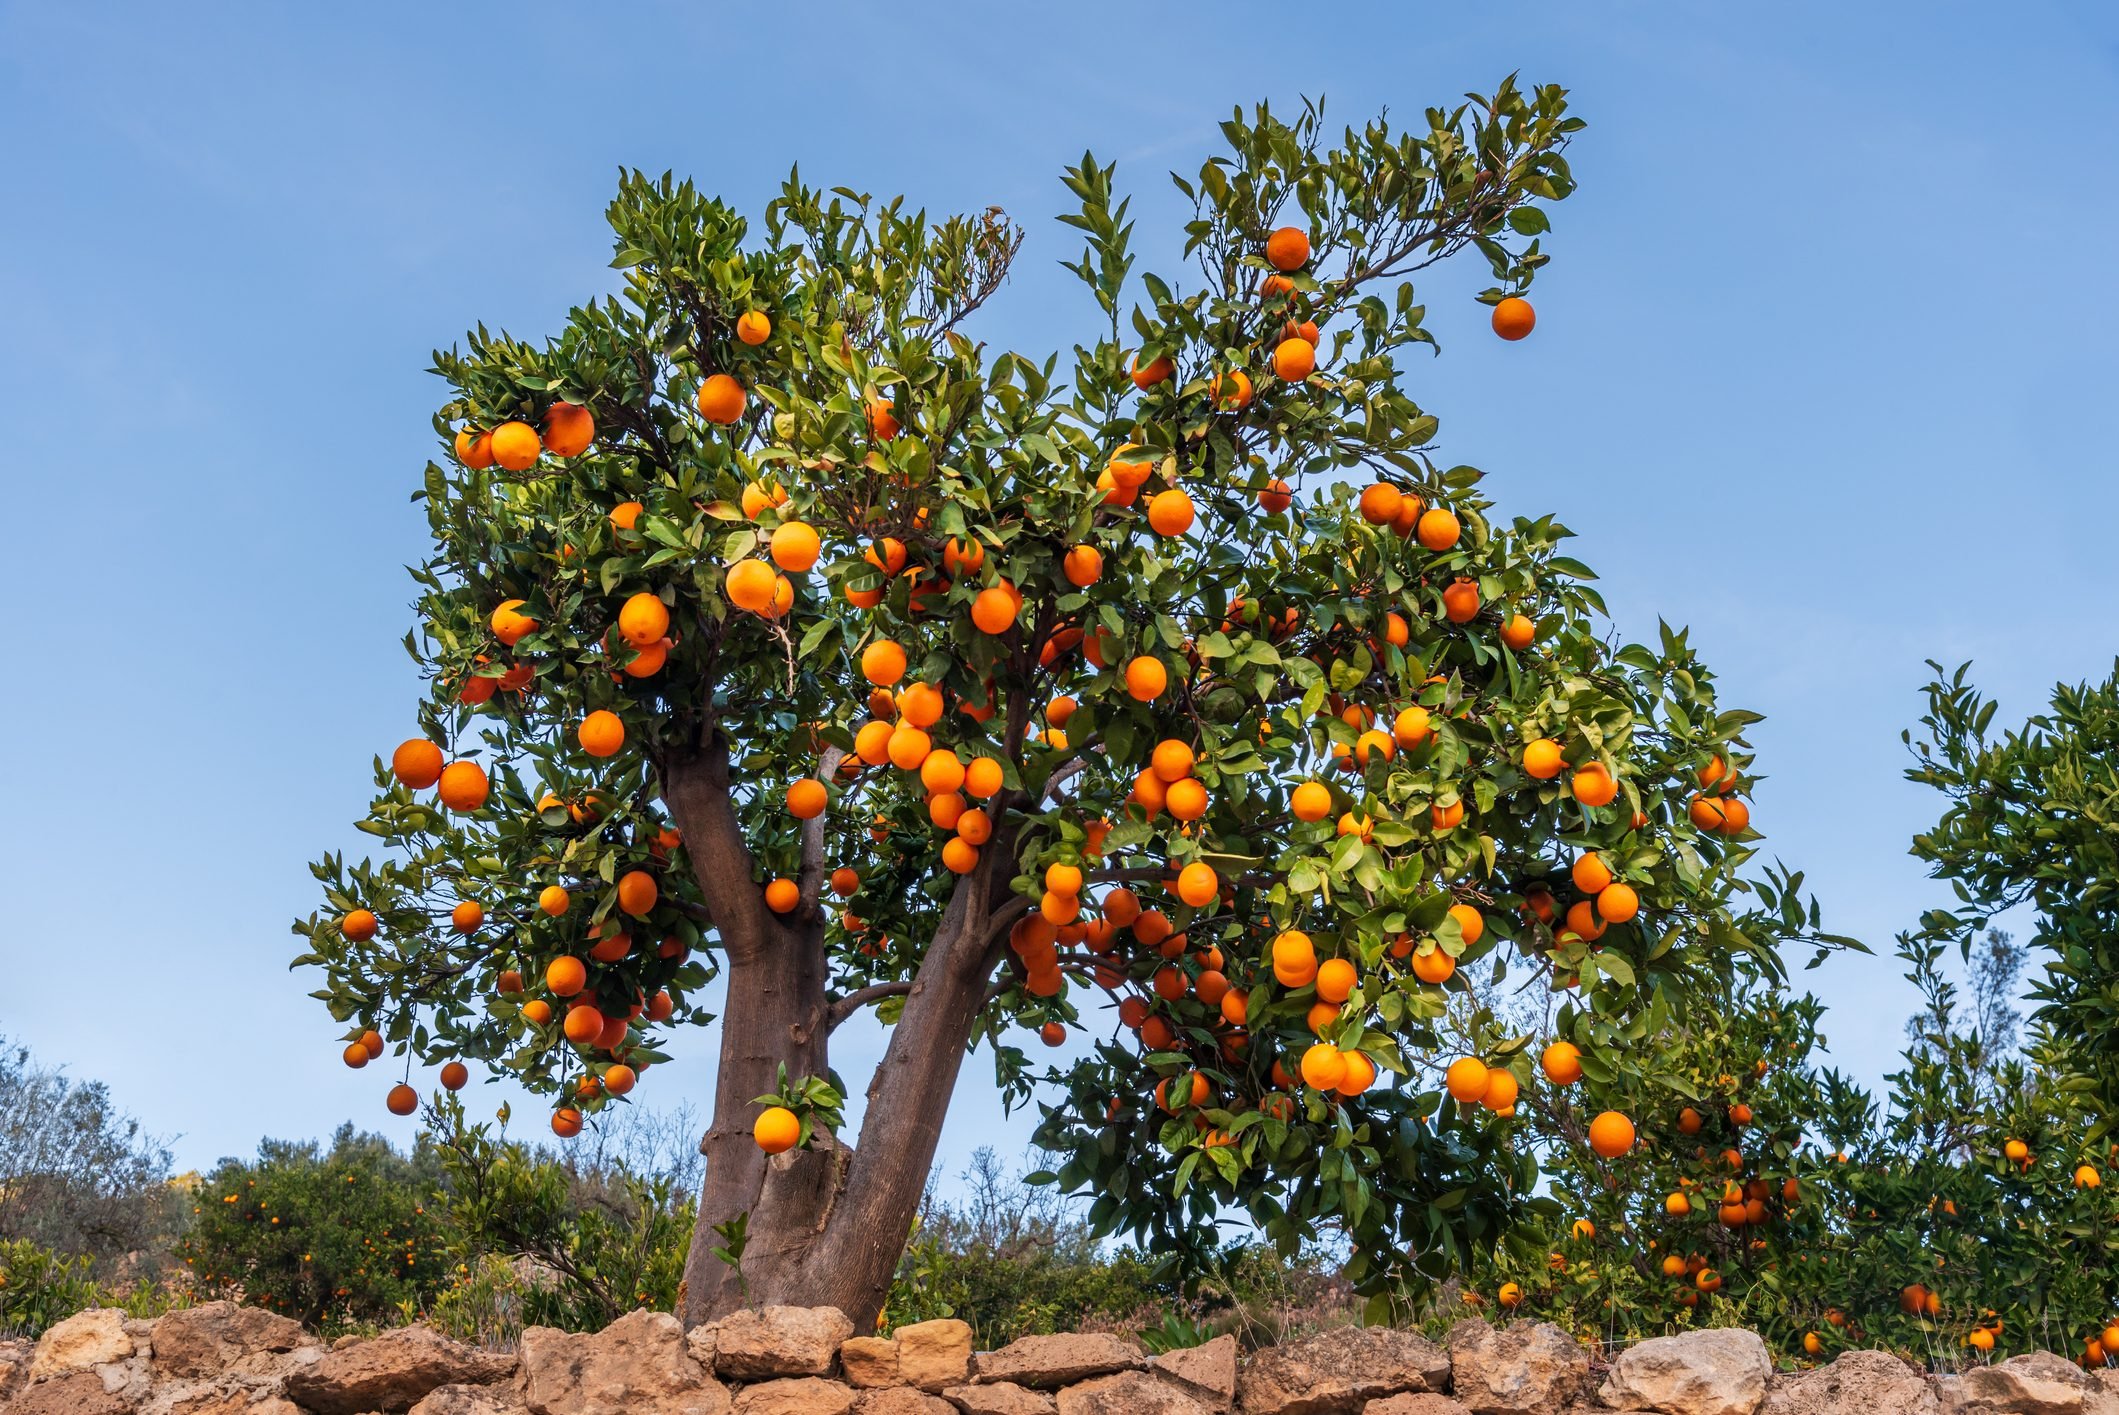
[663,741,1014,1328]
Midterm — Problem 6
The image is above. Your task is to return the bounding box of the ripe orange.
[1570,762,1618,807]
[754,1105,802,1153]
[1259,478,1293,513]
[1131,353,1174,389]
[490,421,542,471]
[1448,903,1484,946]
[830,867,859,896]
[1063,545,1103,587]
[1441,578,1480,624]
[787,779,828,819]
[696,374,746,423]
[386,1084,419,1117]
[617,869,659,917]
[1291,781,1332,822]
[1445,1057,1491,1104]
[865,398,901,440]
[551,1108,583,1138]
[1540,1041,1583,1085]
[491,598,537,646]
[956,809,993,846]
[1415,507,1461,551]
[437,761,489,812]
[887,725,932,771]
[1336,1052,1377,1096]
[1357,483,1403,526]
[563,1003,605,1044]
[1300,1043,1346,1090]
[537,885,570,917]
[941,838,980,874]
[1588,1111,1636,1158]
[1571,853,1613,895]
[1483,1069,1520,1113]
[920,749,966,797]
[341,908,379,942]
[1273,337,1315,382]
[1151,739,1196,783]
[544,401,594,457]
[451,900,484,934]
[964,757,1004,799]
[1393,706,1432,750]
[972,587,1017,634]
[1147,488,1195,537]
[1164,778,1207,822]
[439,1061,469,1092]
[1597,881,1640,924]
[861,639,908,687]
[455,428,495,469]
[1689,795,1728,831]
[392,739,445,789]
[545,955,588,997]
[1491,296,1536,341]
[1411,947,1455,985]
[343,1042,369,1068]
[522,1000,553,1025]
[1124,657,1168,702]
[1214,370,1253,409]
[617,591,669,647]
[1265,225,1311,271]
[1500,613,1536,651]
[579,710,625,758]
[1522,738,1563,780]
[735,310,772,345]
[1431,799,1465,833]
[764,878,800,914]
[769,522,821,573]
[1316,957,1357,1004]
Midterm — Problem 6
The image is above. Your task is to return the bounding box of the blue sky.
[3,2,2115,1192]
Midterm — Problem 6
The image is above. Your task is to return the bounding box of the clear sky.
[3,1,2116,1191]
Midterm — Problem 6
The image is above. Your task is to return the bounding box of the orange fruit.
[887,725,931,771]
[1393,706,1432,750]
[865,398,901,440]
[451,900,484,934]
[1491,296,1535,341]
[1689,795,1729,831]
[1147,488,1195,537]
[769,522,821,573]
[920,749,966,796]
[1063,545,1103,587]
[1164,778,1207,822]
[439,1061,469,1092]
[1597,881,1639,924]
[787,779,828,819]
[1299,1043,1346,1090]
[437,761,489,812]
[1411,947,1455,985]
[854,720,894,766]
[1131,352,1174,388]
[899,682,945,727]
[1291,781,1332,822]
[1265,226,1312,271]
[544,401,594,457]
[340,908,379,942]
[1124,657,1168,702]
[1448,903,1484,945]
[563,1002,606,1044]
[1357,483,1403,526]
[490,421,542,471]
[1441,578,1480,624]
[392,739,445,789]
[721,559,773,613]
[1522,738,1563,780]
[1151,739,1196,783]
[964,757,1004,798]
[522,1000,552,1025]
[455,428,495,469]
[696,374,746,423]
[617,869,659,917]
[956,809,992,845]
[1214,370,1253,409]
[386,1084,420,1117]
[1272,337,1315,382]
[941,838,980,874]
[617,592,669,647]
[1500,613,1536,651]
[1483,1069,1520,1113]
[1588,1111,1636,1158]
[1316,957,1357,1004]
[1540,1041,1583,1085]
[763,878,800,914]
[1336,1051,1377,1096]
[546,955,588,997]
[1571,762,1618,807]
[491,598,537,646]
[754,1105,802,1153]
[1172,861,1216,908]
[1259,478,1293,513]
[1571,853,1613,895]
[551,1108,583,1138]
[735,310,772,345]
[1430,799,1464,832]
[1415,507,1461,551]
[861,639,908,687]
[1444,1057,1491,1104]
[579,710,625,758]
[538,885,570,917]
[972,587,1018,634]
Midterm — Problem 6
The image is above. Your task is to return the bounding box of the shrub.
[0,1038,175,1269]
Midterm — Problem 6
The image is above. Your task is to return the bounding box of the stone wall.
[3,1300,2115,1415]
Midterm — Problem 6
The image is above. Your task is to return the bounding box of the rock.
[152,1302,312,1380]
[975,1335,1147,1390]
[843,1338,904,1389]
[283,1325,515,1415]
[734,1377,860,1415]
[519,1310,729,1415]
[897,1322,974,1393]
[1447,1321,1589,1415]
[410,1385,534,1415]
[1760,1350,1938,1415]
[715,1307,858,1382]
[1059,1370,1214,1415]
[0,1338,32,1405]
[1364,1399,1476,1415]
[858,1389,960,1415]
[1237,1327,1451,1415]
[945,1381,1060,1415]
[170,1396,305,1415]
[1952,1353,2093,1414]
[27,1308,136,1381]
[1598,1329,1771,1415]
[5,1369,136,1414]
[1156,1338,1239,1410]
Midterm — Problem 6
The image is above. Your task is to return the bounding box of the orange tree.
[293,83,1820,1329]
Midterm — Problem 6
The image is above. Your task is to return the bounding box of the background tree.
[294,82,1822,1329]
[0,1037,174,1269]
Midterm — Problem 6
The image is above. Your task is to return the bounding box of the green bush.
[176,1127,451,1331]
[0,1238,102,1337]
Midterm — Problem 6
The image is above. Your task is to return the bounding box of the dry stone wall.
[6,1301,2119,1415]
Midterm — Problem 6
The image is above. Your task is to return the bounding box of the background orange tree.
[294,83,1841,1329]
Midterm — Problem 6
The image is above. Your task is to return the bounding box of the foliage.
[288,75,1855,1317]
[175,1126,452,1331]
[0,1237,189,1338]
[0,1038,175,1268]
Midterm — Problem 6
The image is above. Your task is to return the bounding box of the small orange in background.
[1357,482,1404,526]
[450,900,484,934]
[735,310,772,345]
[1522,737,1564,780]
[386,1084,419,1117]
[1491,296,1536,341]
[1131,352,1174,388]
[489,420,542,471]
[1259,478,1293,513]
[764,878,800,913]
[579,710,625,758]
[1272,337,1315,382]
[2076,1164,2102,1188]
[544,401,595,457]
[696,373,746,423]
[1265,225,1312,271]
[786,779,828,820]
[1588,1110,1636,1158]
[340,908,379,943]
[392,739,445,789]
[1415,507,1461,551]
[1063,544,1103,587]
